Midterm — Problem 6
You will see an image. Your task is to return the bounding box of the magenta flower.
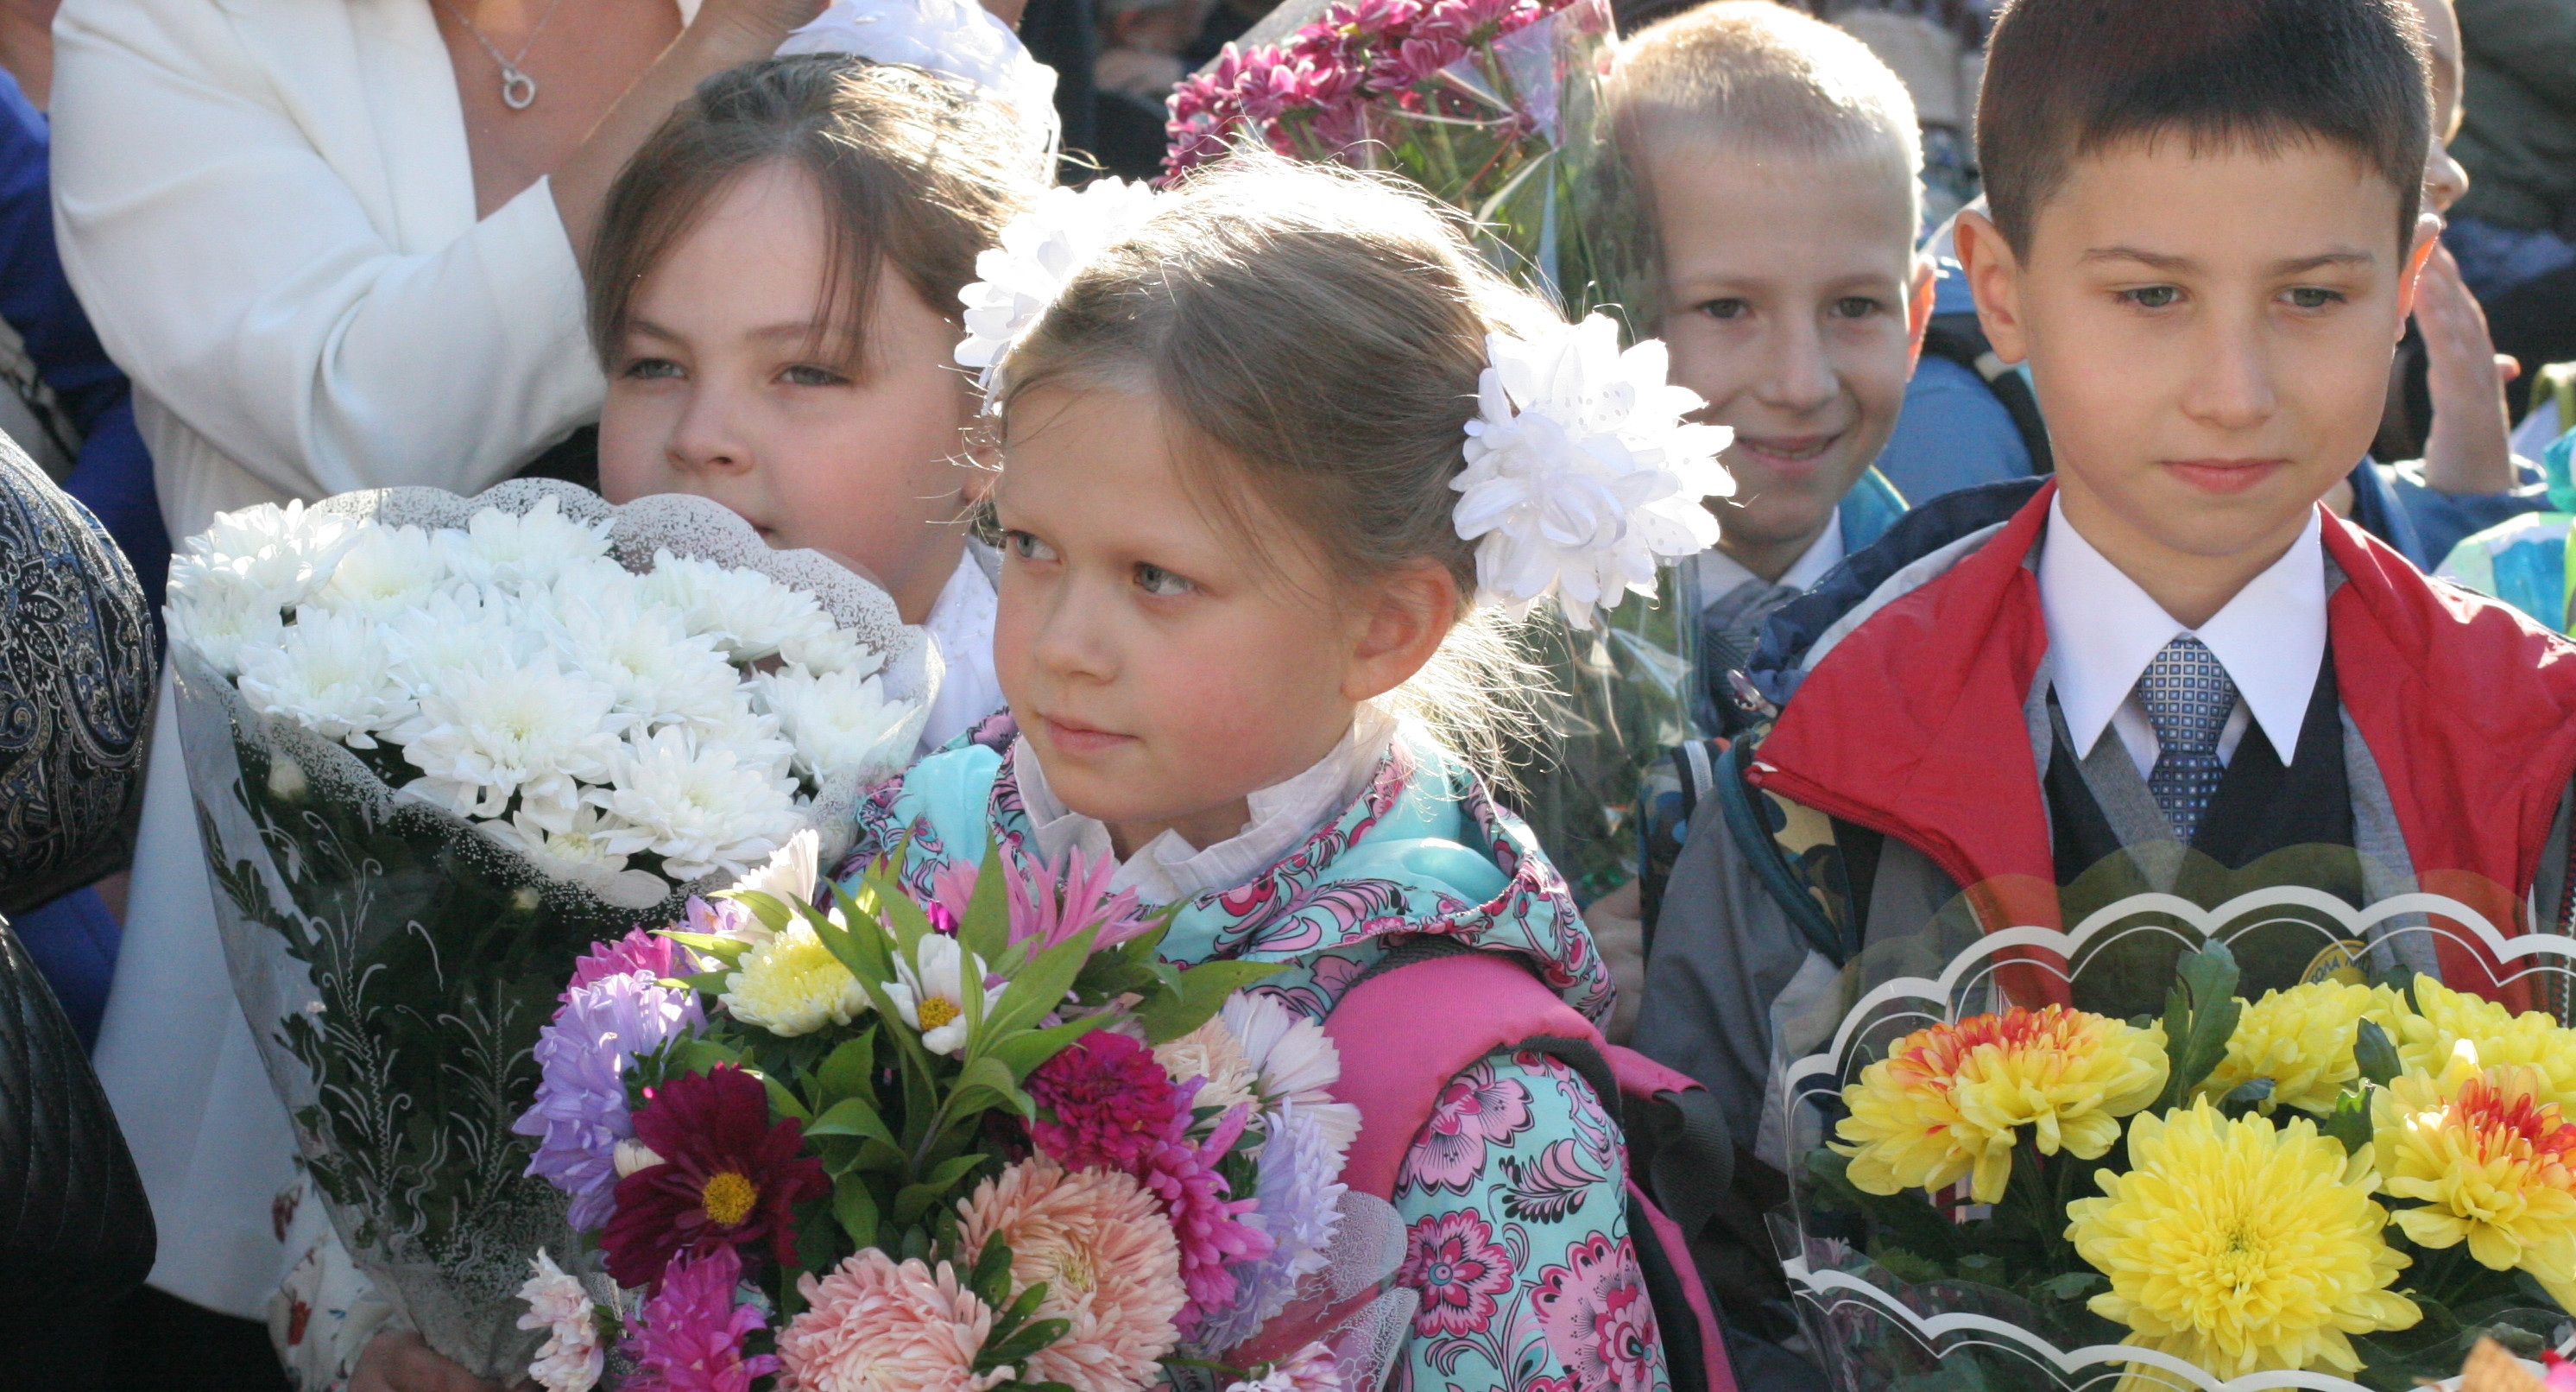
[1532,1234,1659,1392]
[565,927,691,999]
[1397,1210,1514,1338]
[1007,845,1158,952]
[622,1244,780,1392]
[925,857,981,936]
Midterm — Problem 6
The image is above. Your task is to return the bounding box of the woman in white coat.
[47,0,824,1375]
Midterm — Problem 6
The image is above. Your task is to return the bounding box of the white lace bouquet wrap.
[166,480,937,1377]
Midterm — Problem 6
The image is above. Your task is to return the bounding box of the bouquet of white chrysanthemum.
[166,480,938,1378]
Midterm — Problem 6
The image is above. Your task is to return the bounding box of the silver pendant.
[501,66,537,110]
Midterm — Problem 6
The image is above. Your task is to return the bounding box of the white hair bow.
[777,0,1062,164]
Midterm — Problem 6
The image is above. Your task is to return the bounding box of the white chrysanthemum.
[589,724,801,883]
[641,551,840,663]
[687,699,797,783]
[182,499,359,586]
[382,588,534,692]
[777,623,880,678]
[540,577,744,728]
[953,177,1163,395]
[753,664,919,788]
[515,1249,603,1392]
[435,496,613,594]
[388,651,625,826]
[1450,314,1733,628]
[722,917,870,1036]
[235,607,414,748]
[165,567,289,676]
[884,933,1002,1056]
[1223,991,1361,1161]
[709,831,823,948]
[310,524,450,619]
[478,803,669,902]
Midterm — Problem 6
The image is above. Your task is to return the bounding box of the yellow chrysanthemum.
[720,919,868,1036]
[1834,1005,2169,1205]
[2068,1101,2420,1383]
[2375,1041,2576,1312]
[2198,981,2398,1114]
[2380,978,2576,1113]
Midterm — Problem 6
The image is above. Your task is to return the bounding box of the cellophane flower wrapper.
[168,480,936,1377]
[1165,0,1687,902]
[516,840,1379,1392]
[1769,849,2576,1391]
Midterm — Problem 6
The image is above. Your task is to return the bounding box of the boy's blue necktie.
[2136,636,2238,844]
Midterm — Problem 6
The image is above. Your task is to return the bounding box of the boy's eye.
[1695,298,1750,320]
[1004,530,1058,564]
[1133,562,1193,598]
[1829,296,1881,320]
[621,357,684,381]
[780,364,850,388]
[2284,287,2346,310]
[2120,286,2181,310]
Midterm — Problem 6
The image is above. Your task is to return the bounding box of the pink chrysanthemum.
[1008,845,1159,952]
[956,1157,1186,1392]
[565,927,691,998]
[779,1250,1011,1392]
[622,1244,778,1392]
[1027,1035,1272,1332]
[1029,1033,1185,1173]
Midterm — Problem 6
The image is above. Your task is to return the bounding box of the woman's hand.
[2415,240,2522,497]
[1584,878,1647,1046]
[350,1331,504,1392]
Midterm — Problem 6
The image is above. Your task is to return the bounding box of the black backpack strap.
[1920,311,2055,475]
[1708,735,1867,966]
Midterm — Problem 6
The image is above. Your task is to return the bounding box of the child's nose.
[2425,139,2470,215]
[1753,318,1838,414]
[2179,318,2280,433]
[667,388,754,476]
[1028,576,1117,682]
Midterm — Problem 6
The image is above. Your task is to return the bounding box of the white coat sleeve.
[47,0,605,503]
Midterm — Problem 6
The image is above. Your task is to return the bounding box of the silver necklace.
[439,0,568,111]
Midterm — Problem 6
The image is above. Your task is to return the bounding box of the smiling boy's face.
[1649,141,1929,580]
[1962,136,2432,589]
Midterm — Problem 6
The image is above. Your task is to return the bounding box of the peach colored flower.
[778,1250,1010,1392]
[956,1157,1187,1392]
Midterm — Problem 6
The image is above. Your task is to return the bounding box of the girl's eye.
[1004,530,1058,563]
[1696,298,1750,321]
[621,357,684,381]
[780,364,850,388]
[1134,562,1193,598]
[2285,286,2346,310]
[1830,296,1881,320]
[2122,285,2181,310]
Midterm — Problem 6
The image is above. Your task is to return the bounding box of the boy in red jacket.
[1638,0,2576,1201]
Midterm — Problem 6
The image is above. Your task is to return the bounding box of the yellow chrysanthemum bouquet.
[1790,937,2576,1391]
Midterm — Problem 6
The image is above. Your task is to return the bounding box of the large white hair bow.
[777,0,1061,163]
[1452,314,1733,629]
[952,177,1165,399]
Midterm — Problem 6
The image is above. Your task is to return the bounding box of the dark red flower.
[1026,1031,1184,1173]
[601,1065,827,1290]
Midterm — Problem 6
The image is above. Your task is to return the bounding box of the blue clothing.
[1877,354,2034,504]
[0,67,162,1029]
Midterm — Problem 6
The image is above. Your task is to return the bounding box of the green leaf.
[2159,940,2243,1108]
[723,889,797,935]
[2354,1016,2402,1087]
[980,1315,1072,1370]
[837,1137,908,1176]
[893,1180,947,1226]
[665,1037,744,1077]
[957,843,1013,965]
[2320,1086,2376,1155]
[945,1054,1032,1121]
[970,1232,1016,1310]
[804,1096,899,1148]
[2033,1271,2107,1301]
[817,1029,878,1102]
[659,929,753,966]
[756,1070,811,1120]
[833,1173,880,1249]
[2219,1076,2276,1110]
[1131,959,1287,1045]
[982,928,1100,1042]
[919,1151,988,1194]
[1803,1148,1960,1262]
[988,1014,1115,1081]
[671,968,731,997]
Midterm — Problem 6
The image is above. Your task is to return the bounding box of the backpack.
[1917,311,2056,477]
[1234,937,1740,1392]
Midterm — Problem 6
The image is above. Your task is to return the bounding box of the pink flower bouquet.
[511,834,1361,1392]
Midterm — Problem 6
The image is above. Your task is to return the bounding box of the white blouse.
[48,0,694,542]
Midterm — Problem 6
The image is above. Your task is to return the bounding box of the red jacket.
[1747,481,2576,1002]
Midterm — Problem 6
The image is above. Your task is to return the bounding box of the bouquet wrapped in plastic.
[1774,875,2576,1391]
[166,481,935,1376]
[511,835,1378,1392]
[1163,0,1691,900]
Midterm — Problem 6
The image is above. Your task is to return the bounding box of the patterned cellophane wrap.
[169,481,937,1377]
[1771,874,2576,1392]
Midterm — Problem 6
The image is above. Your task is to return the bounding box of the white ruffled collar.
[1013,705,1398,907]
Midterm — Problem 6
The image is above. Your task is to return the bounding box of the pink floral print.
[1398,1063,1537,1194]
[1533,1234,1662,1392]
[1397,1209,1516,1338]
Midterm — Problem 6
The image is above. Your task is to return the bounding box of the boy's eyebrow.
[2078,247,2380,274]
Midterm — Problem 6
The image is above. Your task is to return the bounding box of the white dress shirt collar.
[2039,497,2327,767]
[1693,511,1846,598]
[1013,705,1399,906]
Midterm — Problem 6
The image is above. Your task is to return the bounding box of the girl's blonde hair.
[590,55,1041,369]
[996,155,1556,780]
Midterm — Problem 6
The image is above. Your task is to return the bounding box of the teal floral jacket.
[837,715,1671,1392]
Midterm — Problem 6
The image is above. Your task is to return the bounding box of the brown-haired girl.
[595,54,1046,751]
[830,155,1728,1392]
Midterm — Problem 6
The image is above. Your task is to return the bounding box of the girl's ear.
[1343,560,1460,703]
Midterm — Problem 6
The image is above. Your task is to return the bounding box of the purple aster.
[515,970,703,1230]
[621,1243,779,1392]
[1189,1103,1349,1353]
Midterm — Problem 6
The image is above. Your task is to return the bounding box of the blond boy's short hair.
[1609,1,1923,189]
